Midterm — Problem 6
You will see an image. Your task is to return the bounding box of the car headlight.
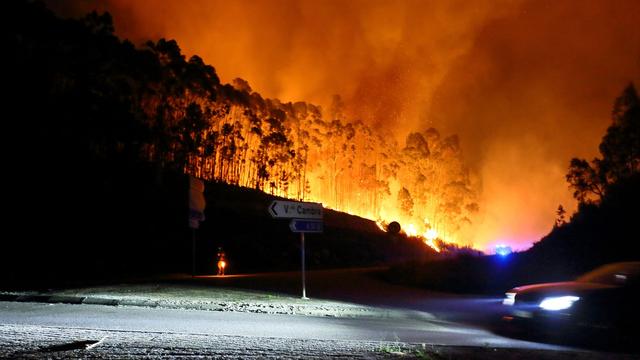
[539,296,580,311]
[503,292,516,306]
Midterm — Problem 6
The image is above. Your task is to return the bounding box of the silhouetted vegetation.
[7,0,479,240]
[3,1,442,287]
[387,84,640,294]
[566,84,639,203]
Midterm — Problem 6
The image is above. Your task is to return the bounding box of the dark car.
[502,262,640,338]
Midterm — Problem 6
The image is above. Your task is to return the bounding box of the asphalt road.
[0,301,566,349]
[193,268,526,328]
[0,268,634,358]
[0,300,599,360]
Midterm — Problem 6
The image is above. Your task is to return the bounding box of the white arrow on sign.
[268,200,323,219]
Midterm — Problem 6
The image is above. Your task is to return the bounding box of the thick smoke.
[429,0,640,249]
[48,0,516,124]
[50,0,640,250]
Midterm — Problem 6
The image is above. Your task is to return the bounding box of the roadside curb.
[82,297,119,306]
[0,294,19,302]
[0,293,153,308]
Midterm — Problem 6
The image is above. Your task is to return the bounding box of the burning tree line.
[11,3,479,246]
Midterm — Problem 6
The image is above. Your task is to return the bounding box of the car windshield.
[577,262,640,285]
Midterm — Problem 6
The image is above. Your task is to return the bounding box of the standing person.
[216,247,227,276]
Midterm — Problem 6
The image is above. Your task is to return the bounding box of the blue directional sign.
[289,219,323,233]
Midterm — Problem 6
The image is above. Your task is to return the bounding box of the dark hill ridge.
[3,161,435,289]
[205,182,383,234]
[200,180,435,274]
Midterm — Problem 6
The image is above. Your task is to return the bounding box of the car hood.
[508,281,615,301]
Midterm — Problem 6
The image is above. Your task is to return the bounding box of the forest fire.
[48,0,640,251]
[375,219,442,252]
[179,99,478,252]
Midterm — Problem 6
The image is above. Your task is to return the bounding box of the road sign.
[268,200,323,219]
[268,200,323,300]
[289,219,323,233]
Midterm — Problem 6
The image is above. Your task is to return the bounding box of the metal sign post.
[291,219,323,300]
[268,200,323,299]
[301,232,307,299]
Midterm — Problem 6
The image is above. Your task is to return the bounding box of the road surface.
[0,300,621,359]
[0,268,634,358]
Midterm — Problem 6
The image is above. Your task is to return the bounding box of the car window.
[576,262,640,285]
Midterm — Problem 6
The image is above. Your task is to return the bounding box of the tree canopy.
[567,84,639,203]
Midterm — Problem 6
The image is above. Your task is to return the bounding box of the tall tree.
[567,84,640,203]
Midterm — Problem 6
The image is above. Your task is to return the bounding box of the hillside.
[4,158,436,288]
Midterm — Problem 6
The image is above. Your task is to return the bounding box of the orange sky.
[51,0,640,251]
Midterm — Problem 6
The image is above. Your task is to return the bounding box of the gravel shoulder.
[55,281,390,318]
[0,323,634,360]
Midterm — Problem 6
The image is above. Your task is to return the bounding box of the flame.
[424,229,438,241]
[423,229,441,252]
[297,159,470,253]
[300,180,462,252]
[374,218,442,252]
[405,224,418,237]
[424,239,441,253]
[179,101,472,252]
[399,223,444,252]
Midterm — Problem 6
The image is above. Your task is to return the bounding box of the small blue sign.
[289,219,323,233]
